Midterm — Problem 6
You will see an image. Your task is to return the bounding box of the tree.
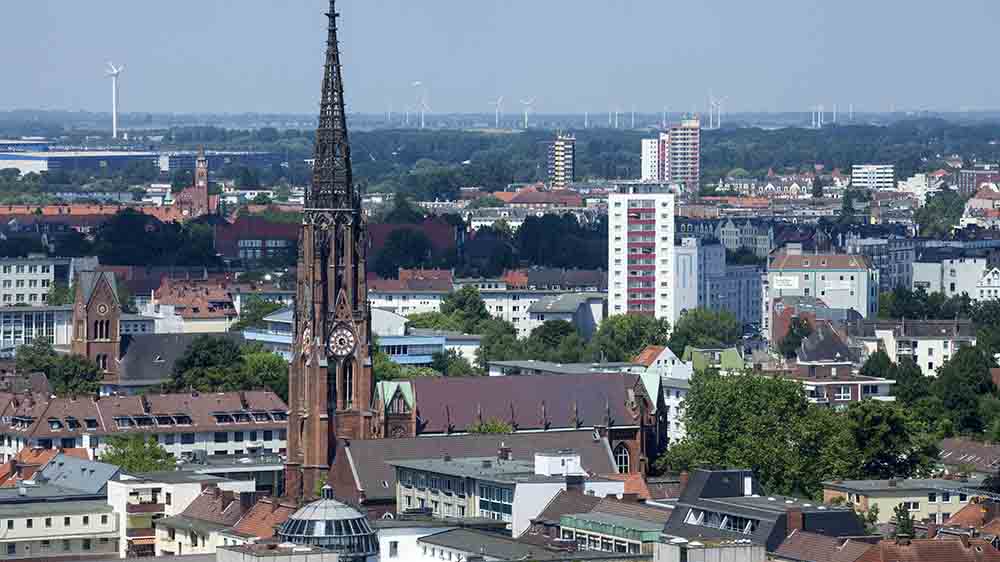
[892,358,930,406]
[440,286,491,333]
[231,296,283,332]
[893,503,915,538]
[933,346,998,433]
[779,318,812,358]
[467,195,505,209]
[468,418,513,434]
[591,314,671,362]
[242,350,289,402]
[46,283,73,306]
[859,350,894,379]
[383,195,426,224]
[667,308,740,356]
[15,339,101,396]
[100,436,175,473]
[430,349,478,377]
[374,228,434,278]
[838,400,938,480]
[812,177,825,199]
[252,193,272,205]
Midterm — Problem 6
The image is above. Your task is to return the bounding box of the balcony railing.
[126,503,165,514]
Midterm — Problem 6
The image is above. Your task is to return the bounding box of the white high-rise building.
[851,164,895,190]
[608,185,676,320]
[639,118,701,190]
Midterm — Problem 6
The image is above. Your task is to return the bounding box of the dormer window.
[153,354,165,363]
[65,418,81,430]
[174,414,192,425]
[84,419,98,430]
[252,412,273,422]
[156,416,175,426]
[48,418,63,431]
[271,411,288,421]
[115,417,134,428]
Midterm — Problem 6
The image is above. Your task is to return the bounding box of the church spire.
[310,0,354,210]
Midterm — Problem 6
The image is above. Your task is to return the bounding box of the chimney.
[786,507,803,533]
[239,491,256,512]
[497,442,512,461]
[221,490,235,507]
[565,475,584,494]
[926,523,939,539]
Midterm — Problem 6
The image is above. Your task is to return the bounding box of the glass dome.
[277,486,378,559]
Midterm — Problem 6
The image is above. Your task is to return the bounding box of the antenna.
[106,62,124,139]
[520,98,535,129]
[490,96,504,129]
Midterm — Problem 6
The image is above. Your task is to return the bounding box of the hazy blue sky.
[4,0,998,115]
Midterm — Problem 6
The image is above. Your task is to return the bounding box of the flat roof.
[388,457,535,482]
[488,360,636,375]
[0,151,159,158]
[0,499,113,518]
[823,478,982,494]
[122,471,228,485]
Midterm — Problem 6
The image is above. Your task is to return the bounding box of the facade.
[547,134,576,188]
[851,164,895,191]
[107,471,255,558]
[0,305,72,358]
[766,244,878,321]
[912,252,987,297]
[153,486,256,557]
[390,450,624,536]
[524,292,605,339]
[70,270,120,378]
[213,215,299,266]
[717,219,775,258]
[823,478,980,524]
[850,319,977,377]
[0,257,61,306]
[639,119,701,190]
[0,150,160,175]
[844,235,915,291]
[957,165,1000,196]
[709,265,765,328]
[284,2,375,503]
[978,267,1000,301]
[368,278,450,316]
[673,238,725,323]
[0,391,288,464]
[608,186,676,319]
[172,148,211,217]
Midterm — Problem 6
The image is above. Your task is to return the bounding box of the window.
[478,484,513,522]
[83,539,92,551]
[83,516,89,525]
[942,492,951,502]
[26,518,33,528]
[101,514,109,524]
[928,492,937,503]
[834,386,851,401]
[63,540,71,552]
[46,517,52,528]
[389,541,399,558]
[64,517,70,525]
[166,493,172,506]
[5,520,10,530]
[214,432,229,443]
[6,544,14,556]
[614,443,631,474]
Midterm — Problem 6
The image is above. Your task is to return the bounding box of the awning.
[129,537,156,546]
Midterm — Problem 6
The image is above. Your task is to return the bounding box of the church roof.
[77,270,118,307]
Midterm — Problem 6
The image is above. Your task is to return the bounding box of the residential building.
[608,185,676,319]
[524,292,605,339]
[662,468,865,552]
[849,319,977,377]
[938,438,1000,478]
[0,257,64,306]
[0,453,122,561]
[769,296,862,344]
[851,164,895,191]
[683,346,745,374]
[146,277,238,333]
[844,235,915,291]
[213,215,298,266]
[766,244,879,325]
[772,531,871,562]
[0,391,289,463]
[978,267,1000,301]
[911,250,987,297]
[717,219,775,258]
[390,449,625,536]
[957,164,1000,196]
[547,134,576,188]
[673,238,725,323]
[858,538,1000,562]
[153,485,257,556]
[375,513,507,562]
[327,430,620,520]
[640,119,701,191]
[369,270,452,316]
[107,471,256,558]
[709,264,765,328]
[822,478,982,524]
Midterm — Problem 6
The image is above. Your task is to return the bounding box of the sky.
[4,0,999,115]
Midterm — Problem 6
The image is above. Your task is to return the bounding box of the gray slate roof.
[78,270,118,306]
[118,332,245,385]
[527,292,604,314]
[37,453,121,494]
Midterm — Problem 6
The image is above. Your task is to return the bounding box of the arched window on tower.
[614,443,631,474]
[343,360,354,409]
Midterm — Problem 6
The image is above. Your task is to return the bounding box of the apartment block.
[639,118,701,190]
[547,134,575,188]
[608,186,676,319]
[766,244,879,325]
[851,164,895,191]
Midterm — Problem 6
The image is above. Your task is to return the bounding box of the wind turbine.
[490,96,504,129]
[412,81,429,129]
[106,62,124,139]
[520,98,535,129]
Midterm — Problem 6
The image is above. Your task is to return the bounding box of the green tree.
[892,358,930,406]
[231,296,283,332]
[440,286,491,333]
[15,339,101,396]
[933,346,998,433]
[779,318,812,358]
[467,195,505,209]
[406,311,464,332]
[430,349,478,377]
[383,195,427,224]
[46,283,74,306]
[252,193,272,205]
[468,418,514,434]
[374,349,405,381]
[591,314,671,362]
[667,308,740,356]
[374,228,434,278]
[242,350,289,402]
[100,436,175,473]
[838,400,938,480]
[859,350,894,379]
[893,503,915,538]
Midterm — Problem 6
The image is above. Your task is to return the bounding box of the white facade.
[851,164,895,190]
[0,306,73,357]
[0,259,55,306]
[673,238,725,323]
[608,190,676,320]
[662,378,689,443]
[978,268,1000,301]
[0,501,119,560]
[912,257,987,298]
[767,249,879,320]
[641,137,661,182]
[866,328,975,377]
[479,289,599,338]
[368,290,447,316]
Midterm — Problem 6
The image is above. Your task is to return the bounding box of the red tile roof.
[179,486,248,526]
[775,530,873,562]
[633,346,665,368]
[770,252,872,271]
[232,497,297,539]
[599,473,652,500]
[856,538,1000,562]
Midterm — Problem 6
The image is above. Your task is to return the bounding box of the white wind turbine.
[412,81,429,129]
[490,96,504,129]
[106,62,124,139]
[520,98,535,129]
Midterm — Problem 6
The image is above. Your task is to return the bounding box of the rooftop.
[824,478,983,494]
[527,292,605,315]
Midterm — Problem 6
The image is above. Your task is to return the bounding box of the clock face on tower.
[328,325,356,357]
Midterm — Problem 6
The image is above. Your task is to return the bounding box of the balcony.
[127,528,156,539]
[127,502,165,514]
